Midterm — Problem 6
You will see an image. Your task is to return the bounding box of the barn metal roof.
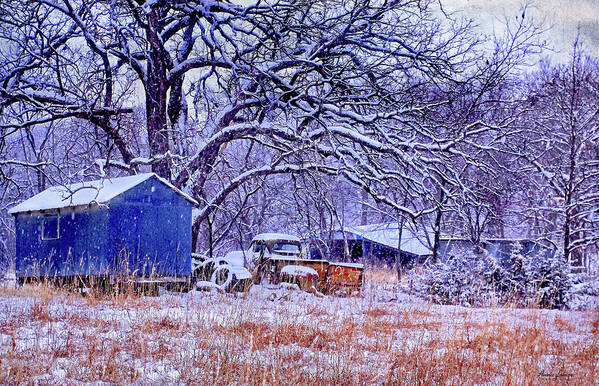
[8,173,198,214]
[334,223,433,256]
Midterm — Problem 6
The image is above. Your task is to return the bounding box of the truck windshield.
[272,242,300,253]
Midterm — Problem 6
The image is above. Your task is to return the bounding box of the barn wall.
[14,176,193,278]
[108,178,192,276]
[15,206,110,277]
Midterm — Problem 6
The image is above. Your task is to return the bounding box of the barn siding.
[15,206,110,277]
[108,178,191,276]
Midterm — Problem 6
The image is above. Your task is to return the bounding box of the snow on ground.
[0,279,597,384]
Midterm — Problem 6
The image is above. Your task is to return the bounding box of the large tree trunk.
[563,210,571,263]
[396,215,405,281]
[361,189,368,225]
[192,220,201,253]
[563,113,576,264]
[145,8,172,180]
[432,187,445,263]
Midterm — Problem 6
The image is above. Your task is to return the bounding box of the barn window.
[42,215,60,240]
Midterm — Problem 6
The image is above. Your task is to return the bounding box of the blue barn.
[310,223,432,268]
[9,173,197,281]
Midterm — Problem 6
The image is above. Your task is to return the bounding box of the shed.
[9,173,197,280]
[311,223,432,267]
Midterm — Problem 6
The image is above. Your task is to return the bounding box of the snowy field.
[0,274,597,385]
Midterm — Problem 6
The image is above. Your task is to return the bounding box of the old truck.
[240,233,364,294]
[192,233,363,294]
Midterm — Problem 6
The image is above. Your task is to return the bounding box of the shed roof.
[335,223,433,256]
[8,173,198,214]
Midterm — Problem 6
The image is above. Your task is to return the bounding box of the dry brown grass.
[364,266,399,284]
[0,282,597,385]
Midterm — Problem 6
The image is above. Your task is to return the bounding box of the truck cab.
[224,232,364,294]
[247,233,303,266]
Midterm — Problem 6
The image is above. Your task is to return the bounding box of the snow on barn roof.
[338,223,433,256]
[8,173,198,214]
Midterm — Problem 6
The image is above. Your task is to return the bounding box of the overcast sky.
[442,0,599,62]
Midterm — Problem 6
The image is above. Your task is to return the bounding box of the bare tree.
[511,41,599,268]
[0,0,545,253]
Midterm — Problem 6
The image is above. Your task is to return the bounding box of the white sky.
[442,0,599,62]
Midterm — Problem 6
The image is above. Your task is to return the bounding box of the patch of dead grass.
[364,266,398,284]
[0,283,597,385]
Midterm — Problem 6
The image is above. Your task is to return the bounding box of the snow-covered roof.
[252,233,301,242]
[336,223,433,256]
[8,173,198,214]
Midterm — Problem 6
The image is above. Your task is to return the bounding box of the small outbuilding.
[9,173,197,281]
[311,223,432,268]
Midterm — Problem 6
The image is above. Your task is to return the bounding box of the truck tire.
[210,265,233,291]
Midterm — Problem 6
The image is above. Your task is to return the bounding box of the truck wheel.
[210,266,233,291]
[194,258,227,281]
